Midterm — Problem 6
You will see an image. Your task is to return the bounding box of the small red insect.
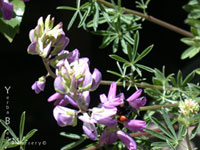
[119,115,127,122]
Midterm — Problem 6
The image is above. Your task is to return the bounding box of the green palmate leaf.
[0,120,18,141]
[60,132,81,140]
[181,46,200,59]
[145,128,171,141]
[23,129,37,141]
[19,112,25,141]
[136,64,154,72]
[61,137,86,150]
[56,6,77,11]
[151,117,174,140]
[67,11,79,30]
[190,123,200,140]
[109,54,128,63]
[0,0,25,42]
[134,44,153,63]
[161,109,177,139]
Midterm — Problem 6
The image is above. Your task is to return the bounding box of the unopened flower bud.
[179,99,199,117]
[31,76,46,94]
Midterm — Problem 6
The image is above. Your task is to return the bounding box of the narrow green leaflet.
[151,142,169,148]
[78,5,91,28]
[0,120,18,141]
[67,11,79,30]
[145,128,171,141]
[161,109,177,139]
[177,124,186,141]
[61,137,86,150]
[189,123,200,140]
[181,46,200,59]
[60,132,81,140]
[134,44,153,63]
[133,31,140,61]
[151,117,175,140]
[57,6,77,11]
[109,54,129,63]
[23,129,38,141]
[136,64,154,73]
[19,112,25,141]
[182,71,195,87]
[93,2,99,31]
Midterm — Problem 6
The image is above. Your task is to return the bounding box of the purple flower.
[99,128,137,150]
[91,106,117,126]
[79,113,97,140]
[100,82,124,107]
[126,89,146,110]
[91,68,102,91]
[54,75,66,94]
[31,77,46,94]
[0,0,13,20]
[48,92,69,106]
[99,127,118,146]
[124,119,146,132]
[117,130,137,150]
[53,106,77,127]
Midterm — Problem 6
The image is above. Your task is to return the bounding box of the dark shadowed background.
[0,0,198,149]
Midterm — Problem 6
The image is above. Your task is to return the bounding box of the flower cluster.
[27,15,69,58]
[28,15,147,150]
[0,0,28,20]
[52,82,146,150]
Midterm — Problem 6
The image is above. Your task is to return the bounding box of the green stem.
[139,103,178,111]
[97,0,193,38]
[42,58,56,79]
[186,128,193,150]
[100,80,178,90]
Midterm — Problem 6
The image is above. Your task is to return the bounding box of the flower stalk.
[186,128,193,150]
[42,58,56,78]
